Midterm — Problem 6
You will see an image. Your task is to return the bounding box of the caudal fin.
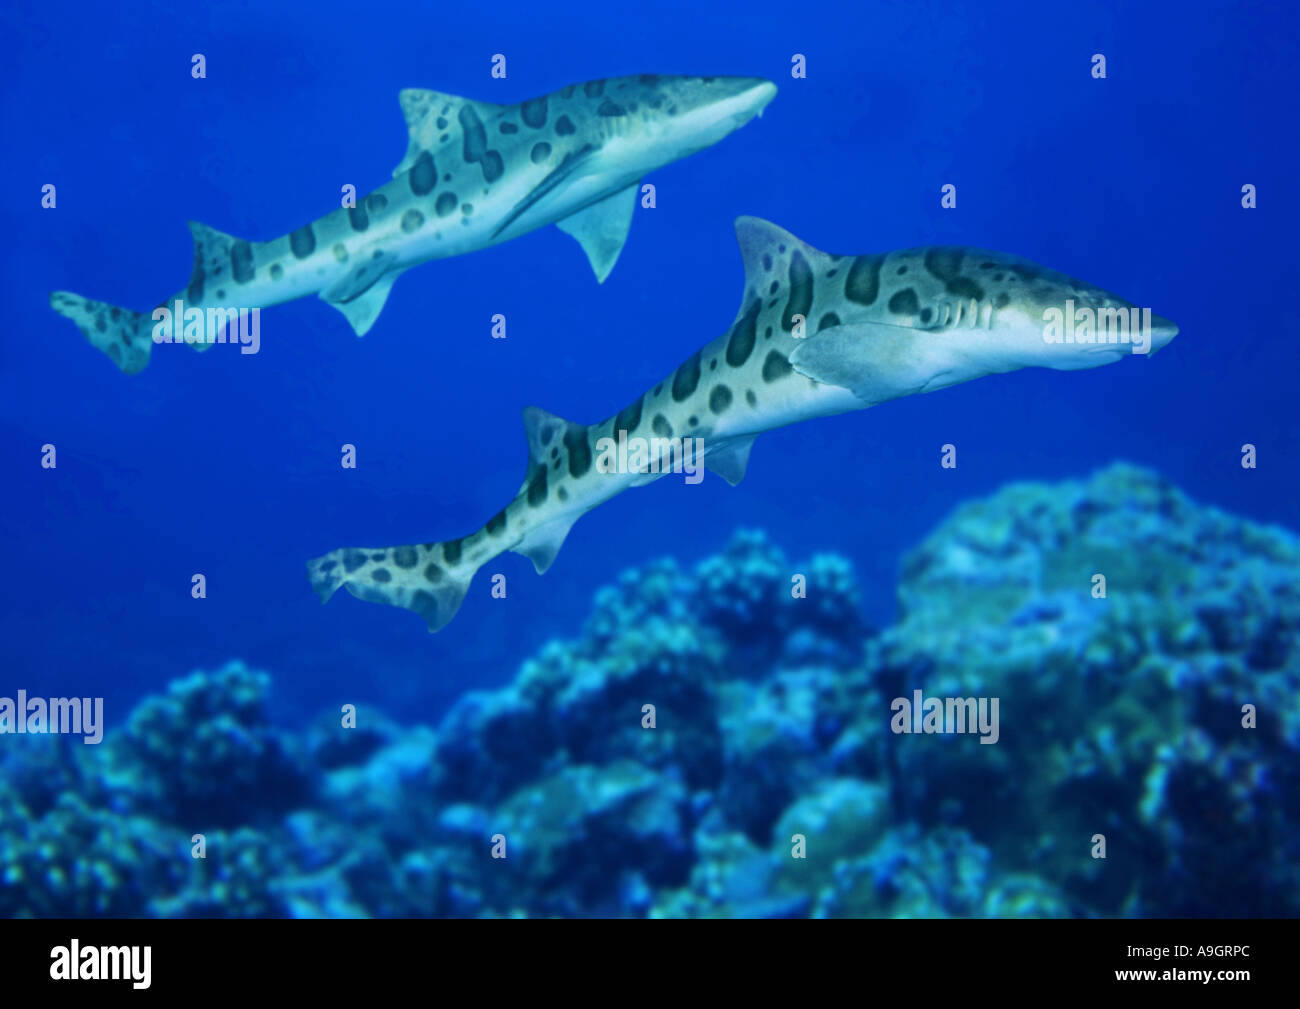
[307,541,475,633]
[311,407,591,631]
[50,291,154,374]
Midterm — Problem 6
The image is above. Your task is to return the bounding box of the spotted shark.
[307,216,1178,632]
[50,75,778,374]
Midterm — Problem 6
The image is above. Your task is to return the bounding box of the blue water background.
[2,0,1297,722]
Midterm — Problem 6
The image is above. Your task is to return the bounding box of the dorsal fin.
[394,88,508,177]
[733,216,824,289]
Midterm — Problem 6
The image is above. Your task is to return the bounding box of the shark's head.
[971,255,1179,370]
[829,245,1177,376]
[590,75,778,166]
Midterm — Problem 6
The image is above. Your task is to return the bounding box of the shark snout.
[724,77,778,121]
[1147,313,1178,355]
[679,76,777,126]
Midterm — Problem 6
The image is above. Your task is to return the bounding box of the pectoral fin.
[493,144,597,239]
[556,183,639,283]
[788,322,950,406]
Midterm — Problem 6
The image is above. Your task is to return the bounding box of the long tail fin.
[50,291,154,374]
[307,540,476,633]
[309,407,587,631]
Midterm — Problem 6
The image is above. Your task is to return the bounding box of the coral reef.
[1,464,1295,917]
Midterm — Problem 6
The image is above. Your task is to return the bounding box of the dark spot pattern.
[392,546,418,568]
[499,122,518,134]
[231,241,255,284]
[443,539,463,566]
[521,96,547,128]
[672,350,702,401]
[583,80,605,97]
[527,465,548,506]
[725,298,761,367]
[424,562,443,583]
[486,510,507,536]
[557,487,569,502]
[565,426,591,477]
[435,192,458,217]
[845,254,885,305]
[763,253,773,271]
[924,247,982,299]
[347,205,369,232]
[889,288,920,316]
[920,307,933,324]
[615,396,643,433]
[709,385,733,415]
[342,549,367,573]
[458,105,503,184]
[367,193,388,212]
[762,350,792,382]
[555,115,575,136]
[270,263,285,281]
[371,568,392,583]
[783,251,813,331]
[652,414,672,438]
[994,292,1011,308]
[460,105,487,160]
[745,389,758,406]
[401,209,425,233]
[531,142,551,164]
[924,248,964,287]
[818,312,841,331]
[598,99,626,116]
[408,151,437,196]
[947,277,984,300]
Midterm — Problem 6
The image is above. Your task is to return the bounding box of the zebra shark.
[307,216,1178,632]
[50,75,777,374]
